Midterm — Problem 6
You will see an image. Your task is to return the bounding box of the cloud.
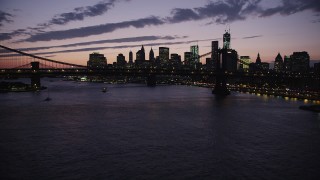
[3,0,320,42]
[0,38,214,57]
[22,16,165,42]
[13,35,188,52]
[0,33,12,41]
[39,0,118,27]
[259,0,320,17]
[242,35,263,39]
[0,10,14,27]
[168,0,262,24]
[0,0,125,41]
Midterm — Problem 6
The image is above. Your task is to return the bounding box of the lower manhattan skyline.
[1,0,320,65]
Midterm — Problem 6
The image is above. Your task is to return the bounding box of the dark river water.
[1,78,320,179]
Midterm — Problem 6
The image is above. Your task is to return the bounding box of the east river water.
[1,78,320,179]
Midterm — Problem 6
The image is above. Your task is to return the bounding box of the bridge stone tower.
[212,30,232,96]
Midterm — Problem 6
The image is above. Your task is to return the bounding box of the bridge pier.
[146,74,157,87]
[212,49,230,96]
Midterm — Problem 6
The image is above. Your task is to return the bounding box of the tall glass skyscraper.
[223,31,231,49]
[190,45,199,66]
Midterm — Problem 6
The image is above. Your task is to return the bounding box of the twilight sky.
[0,0,320,65]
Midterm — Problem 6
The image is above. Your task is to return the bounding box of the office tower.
[284,55,291,71]
[223,30,231,49]
[87,52,107,69]
[117,53,126,66]
[239,56,251,71]
[190,45,199,67]
[211,41,219,69]
[221,49,238,72]
[184,52,192,66]
[159,47,169,64]
[274,53,283,72]
[290,51,310,72]
[171,53,181,62]
[149,47,155,62]
[129,51,133,64]
[136,45,145,64]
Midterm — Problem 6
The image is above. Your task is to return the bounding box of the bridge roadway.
[0,67,315,78]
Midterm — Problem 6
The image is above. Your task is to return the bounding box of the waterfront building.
[261,62,270,71]
[221,49,238,72]
[256,53,261,64]
[116,53,126,67]
[87,52,107,69]
[239,56,251,71]
[136,45,145,64]
[149,48,155,62]
[290,51,310,72]
[314,62,320,74]
[206,58,214,70]
[184,52,192,66]
[190,45,199,68]
[223,30,231,49]
[211,41,219,70]
[274,53,284,72]
[159,47,169,64]
[284,55,292,71]
[171,53,181,62]
[129,51,133,64]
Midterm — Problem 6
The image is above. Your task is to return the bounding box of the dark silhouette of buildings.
[290,51,310,72]
[239,56,251,72]
[274,53,284,72]
[211,41,219,70]
[284,55,291,71]
[184,52,192,66]
[249,53,269,72]
[159,47,169,64]
[256,53,261,64]
[87,52,107,69]
[149,47,155,62]
[129,51,133,64]
[117,53,126,67]
[136,45,145,64]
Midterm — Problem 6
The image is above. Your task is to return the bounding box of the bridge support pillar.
[31,74,41,89]
[146,74,156,87]
[212,49,230,96]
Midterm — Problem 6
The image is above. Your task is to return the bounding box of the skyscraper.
[159,47,169,64]
[129,51,133,64]
[87,52,107,69]
[117,53,126,67]
[290,51,310,72]
[184,52,192,66]
[190,45,199,67]
[274,53,283,72]
[239,56,251,71]
[284,55,291,71]
[221,49,238,72]
[211,41,219,69]
[223,30,231,49]
[149,47,155,62]
[136,45,145,64]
